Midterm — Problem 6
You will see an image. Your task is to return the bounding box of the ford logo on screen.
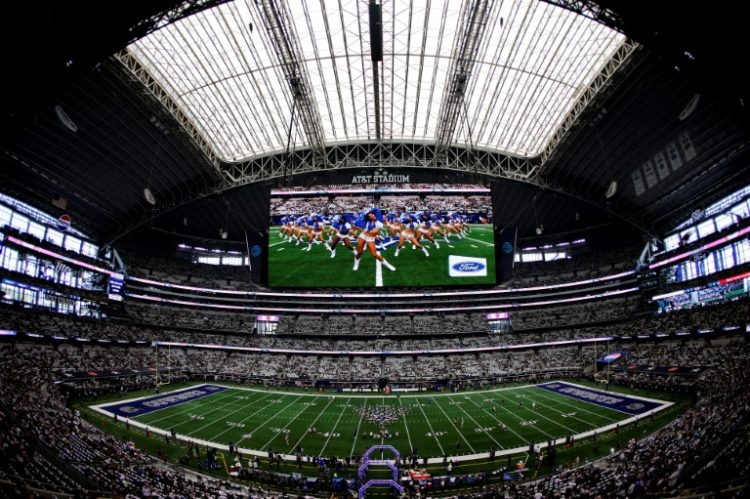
[448,256,488,277]
[453,262,485,272]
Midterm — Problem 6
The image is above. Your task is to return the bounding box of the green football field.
[267,224,496,288]
[97,383,665,461]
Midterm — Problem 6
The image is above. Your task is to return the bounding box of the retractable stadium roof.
[125,0,626,163]
[1,1,748,244]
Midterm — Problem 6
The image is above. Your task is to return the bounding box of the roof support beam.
[434,0,493,151]
[114,50,226,181]
[536,38,641,176]
[539,0,626,32]
[369,0,384,140]
[259,0,326,155]
[106,142,540,244]
[128,0,233,44]
[107,141,657,245]
[222,142,538,187]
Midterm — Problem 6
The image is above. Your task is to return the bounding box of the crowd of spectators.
[0,332,740,393]
[126,302,255,333]
[511,246,639,287]
[274,183,487,193]
[503,346,750,498]
[270,194,491,217]
[275,313,494,336]
[119,249,254,291]
[0,297,640,342]
[1,286,748,496]
[510,296,640,330]
[115,228,641,294]
[1,298,747,355]
[0,344,261,498]
[262,297,641,336]
[1,336,747,497]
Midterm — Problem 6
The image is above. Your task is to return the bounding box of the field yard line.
[398,397,414,453]
[187,392,274,437]
[204,382,537,398]
[487,392,555,440]
[463,236,493,246]
[379,238,399,249]
[463,397,529,446]
[414,399,445,455]
[237,395,304,446]
[202,393,276,441]
[276,248,286,252]
[258,397,315,451]
[376,260,383,287]
[429,396,476,454]
[319,397,353,456]
[503,392,581,435]
[451,395,504,449]
[139,389,241,427]
[269,241,287,247]
[349,398,368,457]
[530,387,620,423]
[380,396,386,455]
[287,396,337,455]
[524,388,612,427]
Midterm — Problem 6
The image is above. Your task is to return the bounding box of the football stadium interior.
[1,1,750,498]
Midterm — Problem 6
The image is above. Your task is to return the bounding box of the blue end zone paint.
[537,382,662,415]
[100,385,228,418]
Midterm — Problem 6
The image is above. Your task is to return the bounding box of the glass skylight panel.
[127,0,625,162]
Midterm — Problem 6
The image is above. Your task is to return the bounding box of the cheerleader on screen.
[329,215,356,258]
[418,213,440,248]
[394,214,429,258]
[353,209,396,272]
[303,215,329,252]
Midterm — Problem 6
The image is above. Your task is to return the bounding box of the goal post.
[154,343,172,391]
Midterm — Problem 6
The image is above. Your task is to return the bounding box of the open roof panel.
[127,0,626,162]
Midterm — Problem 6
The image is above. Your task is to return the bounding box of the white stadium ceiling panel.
[127,0,626,163]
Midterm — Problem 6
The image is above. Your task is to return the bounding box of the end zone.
[91,384,227,418]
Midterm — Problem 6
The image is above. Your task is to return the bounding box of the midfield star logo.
[353,404,408,425]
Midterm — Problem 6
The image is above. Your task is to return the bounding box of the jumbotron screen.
[267,184,496,288]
